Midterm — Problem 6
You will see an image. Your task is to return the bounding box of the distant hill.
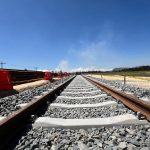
[113,67,129,71]
[112,66,150,72]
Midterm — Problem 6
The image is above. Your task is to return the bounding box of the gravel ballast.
[60,91,105,97]
[54,96,113,104]
[10,125,150,150]
[43,104,134,119]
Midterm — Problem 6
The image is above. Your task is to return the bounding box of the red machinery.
[64,72,69,77]
[57,72,63,78]
[0,70,53,91]
[0,70,13,90]
[44,72,52,80]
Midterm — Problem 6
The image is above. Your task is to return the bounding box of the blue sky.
[0,0,150,71]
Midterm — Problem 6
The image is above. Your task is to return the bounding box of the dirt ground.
[89,74,150,89]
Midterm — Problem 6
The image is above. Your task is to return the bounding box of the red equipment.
[44,72,52,80]
[57,72,62,78]
[64,72,69,77]
[0,70,13,90]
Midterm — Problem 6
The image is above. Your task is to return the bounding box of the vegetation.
[77,66,150,77]
[112,65,150,72]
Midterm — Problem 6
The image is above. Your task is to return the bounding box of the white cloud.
[56,60,69,72]
[79,40,109,66]
[67,27,116,69]
[59,25,117,72]
[70,66,112,72]
[56,38,114,72]
[37,69,50,72]
[55,60,112,72]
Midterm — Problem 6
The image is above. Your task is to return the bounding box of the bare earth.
[89,74,150,89]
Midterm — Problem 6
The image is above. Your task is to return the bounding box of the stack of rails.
[9,70,46,85]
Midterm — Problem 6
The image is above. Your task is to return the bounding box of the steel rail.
[0,76,75,149]
[84,76,150,122]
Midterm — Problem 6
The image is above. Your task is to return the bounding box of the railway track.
[0,75,150,149]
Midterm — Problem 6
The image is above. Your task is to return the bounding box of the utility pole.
[122,75,126,92]
[124,75,126,85]
[0,62,6,69]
